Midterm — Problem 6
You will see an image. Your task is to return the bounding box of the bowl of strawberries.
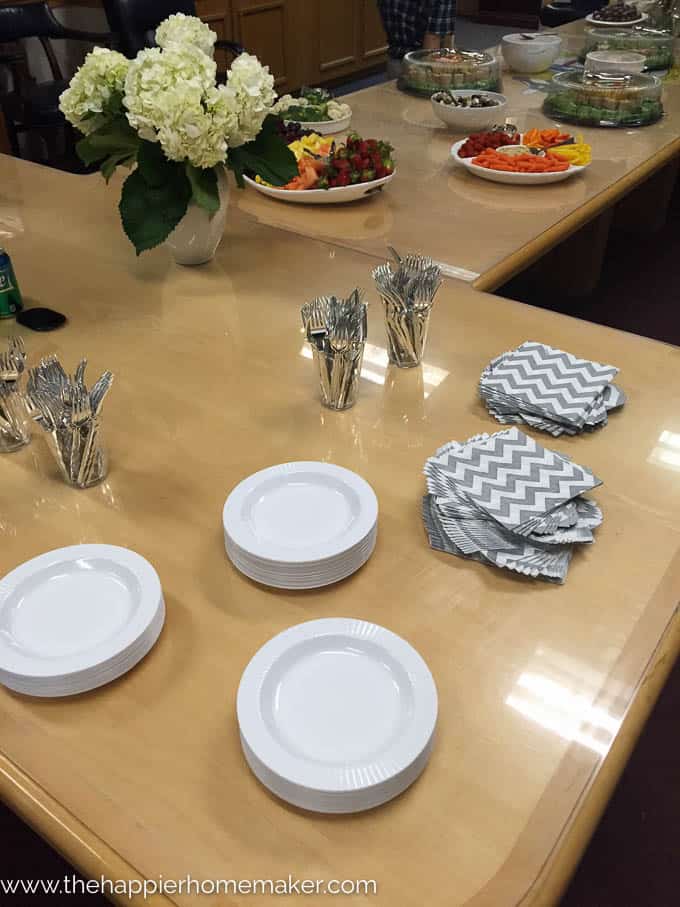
[244,132,396,204]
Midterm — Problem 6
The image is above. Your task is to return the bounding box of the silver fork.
[67,387,92,483]
[0,352,19,382]
[89,371,114,415]
[8,337,26,373]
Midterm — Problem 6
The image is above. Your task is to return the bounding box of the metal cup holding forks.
[373,254,442,368]
[301,291,367,411]
[27,356,113,488]
[0,337,30,452]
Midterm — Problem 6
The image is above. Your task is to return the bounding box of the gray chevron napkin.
[480,342,625,436]
[422,429,604,583]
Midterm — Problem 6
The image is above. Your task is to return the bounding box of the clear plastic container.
[543,70,663,127]
[400,49,501,96]
[581,26,674,71]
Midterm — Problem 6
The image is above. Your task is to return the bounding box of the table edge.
[472,136,680,292]
[0,757,173,907]
[1,601,677,907]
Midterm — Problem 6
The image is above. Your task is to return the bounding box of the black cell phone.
[16,308,67,332]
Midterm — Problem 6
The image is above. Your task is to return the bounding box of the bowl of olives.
[586,3,647,26]
[431,90,507,130]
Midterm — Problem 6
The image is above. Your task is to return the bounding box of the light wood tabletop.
[235,22,680,290]
[0,154,679,906]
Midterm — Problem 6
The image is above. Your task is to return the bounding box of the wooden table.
[236,23,680,290]
[1,154,679,907]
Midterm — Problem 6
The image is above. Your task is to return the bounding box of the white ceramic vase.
[165,167,229,266]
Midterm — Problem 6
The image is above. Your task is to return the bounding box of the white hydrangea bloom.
[155,13,216,58]
[59,47,129,135]
[124,44,226,166]
[271,94,309,115]
[222,52,276,147]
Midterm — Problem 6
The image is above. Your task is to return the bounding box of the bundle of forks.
[372,253,442,368]
[0,337,30,452]
[301,290,367,411]
[27,355,114,488]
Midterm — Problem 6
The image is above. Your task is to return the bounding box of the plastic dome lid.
[551,69,661,90]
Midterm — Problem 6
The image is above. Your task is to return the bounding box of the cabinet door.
[317,1,360,77]
[308,0,387,85]
[360,0,387,63]
[232,0,303,93]
[195,0,235,74]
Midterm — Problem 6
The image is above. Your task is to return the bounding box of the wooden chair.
[101,0,243,62]
[0,2,113,165]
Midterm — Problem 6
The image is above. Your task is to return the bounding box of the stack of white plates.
[223,462,378,589]
[0,544,165,697]
[237,618,438,813]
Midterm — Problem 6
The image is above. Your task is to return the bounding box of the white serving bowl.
[585,50,646,74]
[284,111,352,135]
[430,90,507,132]
[501,33,562,73]
[585,11,647,26]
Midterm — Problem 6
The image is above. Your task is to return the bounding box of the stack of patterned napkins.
[422,428,603,583]
[480,341,626,437]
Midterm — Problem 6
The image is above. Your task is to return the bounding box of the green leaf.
[76,117,139,166]
[228,114,297,187]
[185,164,220,214]
[136,139,174,187]
[119,166,191,255]
[100,152,134,182]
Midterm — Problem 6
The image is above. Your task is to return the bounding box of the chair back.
[102,0,196,58]
[0,3,65,80]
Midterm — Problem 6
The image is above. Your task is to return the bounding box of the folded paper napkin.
[422,428,604,583]
[480,341,626,437]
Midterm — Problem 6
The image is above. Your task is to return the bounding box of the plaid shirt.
[377,0,456,58]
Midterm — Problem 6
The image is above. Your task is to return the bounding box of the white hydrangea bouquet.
[59,14,296,255]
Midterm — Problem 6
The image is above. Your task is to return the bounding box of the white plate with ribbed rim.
[223,462,378,564]
[237,618,437,813]
[225,534,377,589]
[225,523,377,570]
[0,544,164,696]
[451,138,588,185]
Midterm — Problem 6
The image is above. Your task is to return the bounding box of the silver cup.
[313,341,365,411]
[0,385,30,452]
[382,299,433,368]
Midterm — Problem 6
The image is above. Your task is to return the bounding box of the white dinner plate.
[585,11,647,26]
[223,462,378,563]
[243,171,395,204]
[224,524,377,572]
[2,601,165,697]
[284,111,352,134]
[451,139,588,185]
[225,530,377,589]
[0,545,164,691]
[237,618,437,812]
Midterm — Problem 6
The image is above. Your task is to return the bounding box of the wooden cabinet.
[228,0,387,92]
[309,0,388,84]
[230,0,301,92]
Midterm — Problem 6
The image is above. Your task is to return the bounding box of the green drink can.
[0,247,23,318]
